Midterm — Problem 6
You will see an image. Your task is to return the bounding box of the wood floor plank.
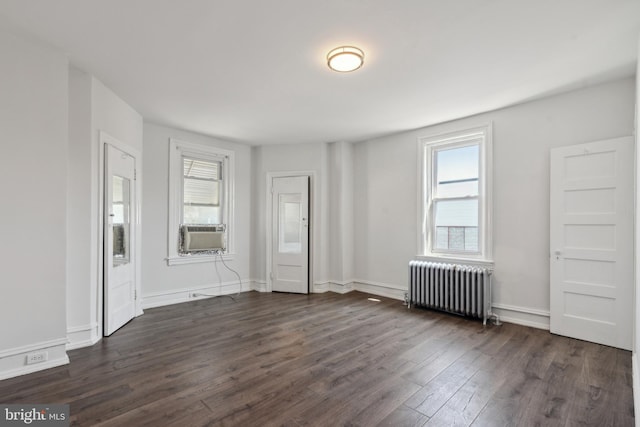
[377,404,430,427]
[414,350,490,417]
[423,325,532,426]
[0,291,633,427]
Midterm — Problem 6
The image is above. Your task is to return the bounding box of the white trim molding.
[312,278,406,301]
[353,280,406,301]
[413,255,494,269]
[313,280,354,294]
[491,303,550,330]
[0,338,69,381]
[251,280,268,293]
[66,323,100,350]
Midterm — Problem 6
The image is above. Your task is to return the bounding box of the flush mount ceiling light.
[327,46,364,72]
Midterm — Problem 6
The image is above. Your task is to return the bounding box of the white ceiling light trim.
[327,46,364,72]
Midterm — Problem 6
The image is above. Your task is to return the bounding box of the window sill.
[415,254,494,269]
[166,253,235,266]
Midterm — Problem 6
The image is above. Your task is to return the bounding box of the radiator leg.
[484,313,502,326]
[491,313,502,326]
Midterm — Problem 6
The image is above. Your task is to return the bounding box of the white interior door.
[550,136,633,350]
[104,143,137,336]
[271,176,309,294]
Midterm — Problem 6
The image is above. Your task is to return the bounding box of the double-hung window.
[167,138,234,265]
[420,125,492,262]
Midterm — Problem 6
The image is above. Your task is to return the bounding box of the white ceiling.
[0,0,638,145]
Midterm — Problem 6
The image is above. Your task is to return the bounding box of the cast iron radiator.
[408,260,496,325]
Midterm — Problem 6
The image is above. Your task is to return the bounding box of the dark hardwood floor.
[0,291,634,426]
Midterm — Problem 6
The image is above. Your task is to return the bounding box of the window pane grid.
[434,226,479,252]
[434,144,479,198]
[433,198,479,253]
[427,138,483,255]
[183,157,222,224]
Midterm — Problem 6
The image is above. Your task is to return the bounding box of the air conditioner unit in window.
[180,224,226,253]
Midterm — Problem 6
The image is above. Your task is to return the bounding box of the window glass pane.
[434,199,478,252]
[435,144,479,198]
[184,178,219,206]
[184,206,221,224]
[183,157,221,224]
[464,227,479,251]
[112,175,130,266]
[279,195,302,254]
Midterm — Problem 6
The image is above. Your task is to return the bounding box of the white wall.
[354,77,636,327]
[250,141,356,294]
[0,29,69,379]
[66,66,93,344]
[328,142,355,285]
[354,135,419,297]
[92,79,144,153]
[252,142,332,290]
[66,70,143,348]
[141,122,252,307]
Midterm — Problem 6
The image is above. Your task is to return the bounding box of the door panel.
[272,176,309,294]
[104,143,136,336]
[550,136,633,350]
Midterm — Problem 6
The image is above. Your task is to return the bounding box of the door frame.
[98,131,143,338]
[266,171,315,293]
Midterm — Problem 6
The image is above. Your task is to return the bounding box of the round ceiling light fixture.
[327,46,364,72]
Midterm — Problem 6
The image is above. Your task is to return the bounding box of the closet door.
[550,136,633,350]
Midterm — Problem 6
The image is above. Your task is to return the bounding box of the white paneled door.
[550,136,633,350]
[271,176,309,294]
[104,143,137,336]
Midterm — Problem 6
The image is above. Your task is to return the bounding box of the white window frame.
[167,138,235,265]
[418,124,493,265]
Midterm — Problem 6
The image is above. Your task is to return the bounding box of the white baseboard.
[252,280,268,292]
[353,279,406,301]
[66,323,100,351]
[313,279,406,301]
[491,303,550,330]
[313,280,354,294]
[0,338,69,381]
[141,279,252,309]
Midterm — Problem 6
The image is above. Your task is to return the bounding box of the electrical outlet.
[26,351,48,365]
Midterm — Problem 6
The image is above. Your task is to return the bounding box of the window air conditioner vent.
[180,224,226,253]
